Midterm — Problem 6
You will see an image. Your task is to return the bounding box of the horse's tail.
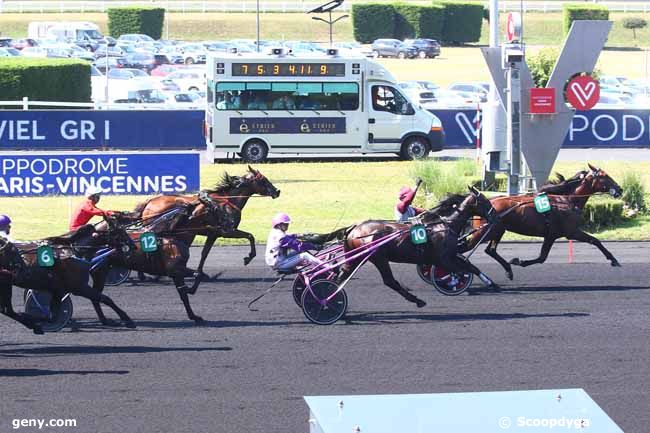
[303,225,355,245]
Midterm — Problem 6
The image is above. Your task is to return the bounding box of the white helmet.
[85,185,103,198]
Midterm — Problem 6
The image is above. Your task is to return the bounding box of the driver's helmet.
[85,185,103,198]
[272,213,291,228]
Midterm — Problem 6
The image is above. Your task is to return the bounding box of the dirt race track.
[1,242,649,433]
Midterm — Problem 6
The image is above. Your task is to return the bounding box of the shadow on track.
[0,369,130,377]
[341,311,590,325]
[498,285,648,294]
[0,345,232,357]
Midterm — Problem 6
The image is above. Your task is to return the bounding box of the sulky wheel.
[292,276,306,307]
[429,265,473,296]
[104,266,131,286]
[301,279,348,325]
[416,264,435,285]
[24,291,73,332]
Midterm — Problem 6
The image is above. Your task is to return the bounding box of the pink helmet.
[399,186,413,200]
[272,212,291,227]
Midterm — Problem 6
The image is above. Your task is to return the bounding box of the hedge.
[581,198,624,231]
[438,1,484,44]
[0,58,90,103]
[107,7,165,40]
[562,4,609,35]
[351,3,396,43]
[394,4,444,40]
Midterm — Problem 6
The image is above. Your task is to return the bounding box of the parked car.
[403,38,441,59]
[118,33,156,44]
[151,64,179,78]
[333,42,373,57]
[370,39,417,59]
[0,47,21,57]
[21,46,70,58]
[11,38,38,50]
[599,75,636,96]
[163,69,205,92]
[122,52,157,72]
[0,37,13,47]
[93,56,126,73]
[448,82,489,102]
[178,43,207,64]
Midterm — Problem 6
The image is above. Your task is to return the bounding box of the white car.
[0,47,21,57]
[333,42,373,57]
[423,89,480,109]
[163,69,205,92]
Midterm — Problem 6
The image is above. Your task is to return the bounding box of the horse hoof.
[33,327,44,335]
[506,271,513,281]
[193,317,206,325]
[489,284,502,292]
[611,260,622,267]
[243,257,253,266]
[509,258,521,266]
[415,300,426,308]
[467,290,481,296]
[124,321,137,329]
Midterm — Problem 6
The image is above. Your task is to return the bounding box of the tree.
[623,17,647,40]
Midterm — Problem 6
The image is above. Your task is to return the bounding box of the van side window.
[372,85,413,115]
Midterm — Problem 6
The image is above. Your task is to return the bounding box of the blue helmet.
[0,215,11,229]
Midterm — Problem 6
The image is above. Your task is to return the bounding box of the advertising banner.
[0,152,200,196]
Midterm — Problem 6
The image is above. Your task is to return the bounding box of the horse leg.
[173,276,205,324]
[483,226,514,280]
[73,285,135,328]
[371,257,426,308]
[220,229,256,265]
[89,269,120,327]
[196,232,218,280]
[566,230,621,267]
[510,236,557,267]
[0,282,43,334]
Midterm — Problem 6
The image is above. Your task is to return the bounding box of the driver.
[0,215,16,243]
[395,179,425,223]
[69,186,116,232]
[265,213,322,272]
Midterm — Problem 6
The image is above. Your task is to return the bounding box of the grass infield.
[2,159,649,243]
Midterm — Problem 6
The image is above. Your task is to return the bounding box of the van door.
[367,84,414,151]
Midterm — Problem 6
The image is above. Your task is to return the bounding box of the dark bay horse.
[463,164,623,280]
[336,187,499,308]
[0,220,135,333]
[132,166,280,278]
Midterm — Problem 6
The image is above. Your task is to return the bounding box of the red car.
[11,38,38,50]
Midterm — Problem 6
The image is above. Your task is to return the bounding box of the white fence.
[2,0,650,13]
[0,98,197,110]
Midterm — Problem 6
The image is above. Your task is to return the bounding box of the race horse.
[131,166,280,279]
[0,219,135,333]
[463,163,623,281]
[335,186,499,308]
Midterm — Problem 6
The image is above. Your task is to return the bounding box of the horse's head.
[99,214,136,254]
[587,163,623,198]
[465,186,498,224]
[242,166,281,198]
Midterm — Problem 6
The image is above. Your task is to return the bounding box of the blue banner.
[429,109,650,149]
[3,109,650,151]
[0,110,204,150]
[0,152,200,197]
[229,117,346,134]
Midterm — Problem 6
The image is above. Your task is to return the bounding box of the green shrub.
[562,4,609,35]
[351,3,396,43]
[438,1,484,44]
[0,58,90,103]
[621,171,646,211]
[410,159,479,207]
[393,4,444,40]
[107,7,165,39]
[623,17,647,40]
[527,47,560,88]
[581,197,624,231]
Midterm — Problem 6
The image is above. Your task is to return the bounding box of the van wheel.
[400,137,430,160]
[372,50,380,58]
[398,52,406,59]
[240,139,269,163]
[185,57,195,65]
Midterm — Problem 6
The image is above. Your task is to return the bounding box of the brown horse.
[0,220,135,333]
[463,164,623,280]
[132,166,280,278]
[336,187,499,308]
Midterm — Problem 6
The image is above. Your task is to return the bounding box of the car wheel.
[372,50,380,58]
[398,51,406,59]
[189,86,199,92]
[240,139,269,163]
[418,51,427,59]
[400,136,430,160]
[185,57,194,65]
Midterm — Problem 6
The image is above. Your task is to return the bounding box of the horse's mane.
[539,170,587,194]
[428,193,466,216]
[204,173,242,194]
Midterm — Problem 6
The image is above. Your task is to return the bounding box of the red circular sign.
[565,75,600,111]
